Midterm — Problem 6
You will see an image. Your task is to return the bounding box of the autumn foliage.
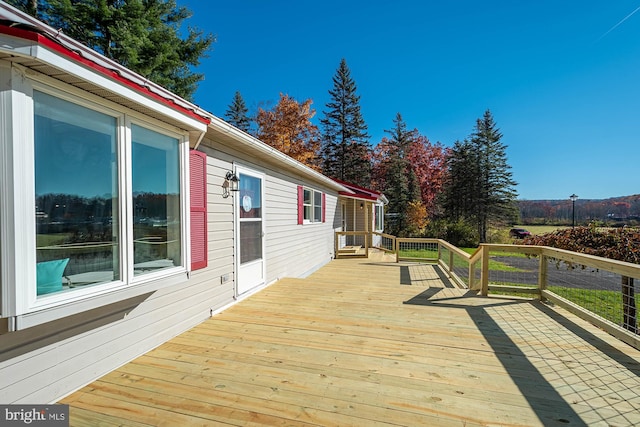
[372,131,448,215]
[256,93,321,170]
[523,225,640,264]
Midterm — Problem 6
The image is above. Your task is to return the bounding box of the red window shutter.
[297,185,304,225]
[190,150,207,270]
[322,193,326,223]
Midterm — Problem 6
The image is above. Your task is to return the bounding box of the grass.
[398,246,527,272]
[548,286,638,329]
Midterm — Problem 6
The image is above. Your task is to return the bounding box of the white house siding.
[199,136,339,287]
[0,134,339,404]
[264,173,338,281]
[0,6,343,402]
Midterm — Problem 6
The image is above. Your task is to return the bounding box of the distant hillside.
[518,195,640,225]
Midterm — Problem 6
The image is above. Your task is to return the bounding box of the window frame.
[302,187,324,224]
[6,74,191,319]
[374,203,385,232]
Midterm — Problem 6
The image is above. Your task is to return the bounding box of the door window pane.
[239,173,262,264]
[239,174,262,219]
[132,124,181,276]
[34,91,119,295]
[240,221,263,263]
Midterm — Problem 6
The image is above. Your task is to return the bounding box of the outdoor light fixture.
[569,193,578,228]
[222,171,240,198]
[360,202,364,210]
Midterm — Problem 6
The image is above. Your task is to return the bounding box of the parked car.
[509,228,531,239]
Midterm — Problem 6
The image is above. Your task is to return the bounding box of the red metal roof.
[332,178,385,202]
[0,8,210,126]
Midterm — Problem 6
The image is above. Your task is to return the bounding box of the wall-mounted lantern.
[222,171,240,198]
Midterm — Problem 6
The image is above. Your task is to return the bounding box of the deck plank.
[60,254,640,426]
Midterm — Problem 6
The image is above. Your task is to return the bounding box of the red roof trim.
[332,178,382,196]
[0,24,211,126]
[338,191,379,202]
[332,178,383,201]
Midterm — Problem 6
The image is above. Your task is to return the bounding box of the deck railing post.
[364,233,369,258]
[538,252,548,301]
[481,245,490,296]
[448,249,454,277]
[469,261,475,290]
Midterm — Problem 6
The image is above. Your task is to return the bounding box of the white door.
[236,168,265,295]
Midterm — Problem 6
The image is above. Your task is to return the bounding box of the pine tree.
[225,91,251,134]
[471,110,518,242]
[441,110,518,242]
[441,139,478,222]
[374,113,420,236]
[320,59,371,186]
[7,0,214,101]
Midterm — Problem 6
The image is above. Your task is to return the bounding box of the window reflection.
[34,91,119,296]
[239,174,262,264]
[131,124,181,276]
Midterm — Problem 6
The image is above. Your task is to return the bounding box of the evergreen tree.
[320,59,371,186]
[471,110,518,242]
[441,139,477,221]
[441,110,518,242]
[374,113,420,236]
[7,0,214,101]
[225,91,251,134]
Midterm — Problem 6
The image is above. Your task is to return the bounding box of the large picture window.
[34,91,119,295]
[32,89,186,299]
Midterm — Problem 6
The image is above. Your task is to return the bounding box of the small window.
[375,204,385,232]
[299,187,324,223]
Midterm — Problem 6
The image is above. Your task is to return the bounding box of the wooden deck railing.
[335,232,640,349]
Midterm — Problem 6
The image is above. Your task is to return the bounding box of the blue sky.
[181,1,640,201]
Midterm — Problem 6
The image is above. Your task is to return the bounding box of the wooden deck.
[61,252,640,426]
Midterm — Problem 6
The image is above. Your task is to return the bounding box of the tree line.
[226,59,518,243]
[10,0,519,245]
[519,196,640,226]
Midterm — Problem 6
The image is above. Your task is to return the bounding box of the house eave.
[206,116,350,193]
[0,4,210,132]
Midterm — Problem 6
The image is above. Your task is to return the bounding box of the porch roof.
[334,178,388,204]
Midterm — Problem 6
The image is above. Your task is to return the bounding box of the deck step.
[338,245,361,254]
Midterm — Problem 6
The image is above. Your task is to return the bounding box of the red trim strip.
[0,24,210,125]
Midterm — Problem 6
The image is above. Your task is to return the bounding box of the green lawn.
[549,286,638,329]
[398,246,526,272]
